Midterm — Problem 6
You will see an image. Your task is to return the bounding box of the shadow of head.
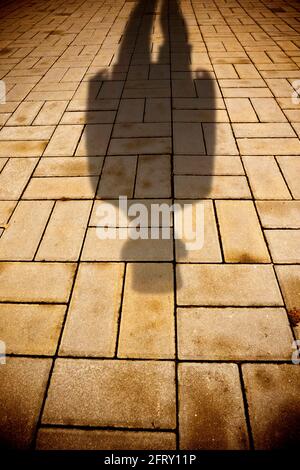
[87,0,216,293]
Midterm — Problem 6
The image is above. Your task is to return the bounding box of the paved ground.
[0,0,300,450]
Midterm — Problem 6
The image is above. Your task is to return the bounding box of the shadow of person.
[87,0,215,293]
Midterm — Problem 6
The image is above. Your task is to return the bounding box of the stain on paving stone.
[288,309,300,327]
[0,47,13,55]
[235,253,258,263]
[254,368,274,391]
[269,7,285,13]
[47,30,65,35]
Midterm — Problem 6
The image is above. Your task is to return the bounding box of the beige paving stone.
[175,175,250,199]
[0,201,16,225]
[260,69,300,78]
[225,98,258,122]
[42,359,176,428]
[123,88,170,99]
[34,156,104,177]
[177,307,293,361]
[0,126,54,141]
[242,364,300,449]
[36,200,92,261]
[195,79,221,98]
[0,357,51,449]
[265,78,295,97]
[277,98,300,110]
[284,110,300,122]
[0,103,18,113]
[135,154,171,198]
[0,262,75,302]
[256,201,300,228]
[60,263,124,357]
[0,304,65,355]
[235,64,261,78]
[127,65,149,80]
[275,265,300,325]
[0,141,47,157]
[177,264,283,306]
[7,83,35,101]
[214,64,238,79]
[144,97,171,122]
[265,230,300,264]
[116,99,144,123]
[0,158,37,200]
[61,67,86,82]
[173,109,228,123]
[276,156,300,199]
[113,123,171,138]
[82,228,173,261]
[108,137,172,155]
[222,88,272,98]
[0,114,10,126]
[150,65,170,80]
[0,200,53,260]
[178,363,249,450]
[0,158,7,172]
[68,99,118,112]
[7,101,44,126]
[98,81,123,99]
[173,97,225,110]
[173,79,196,98]
[243,156,291,199]
[216,200,270,263]
[97,156,136,198]
[220,79,265,88]
[118,263,174,359]
[33,101,67,125]
[173,123,205,154]
[250,98,287,122]
[238,138,300,155]
[36,428,176,450]
[44,125,83,156]
[72,82,99,101]
[291,122,300,138]
[233,123,295,138]
[60,111,115,125]
[26,91,74,101]
[175,200,221,262]
[76,124,112,156]
[23,177,97,199]
[174,155,244,175]
[204,123,239,155]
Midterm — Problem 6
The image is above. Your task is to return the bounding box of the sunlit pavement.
[0,0,300,450]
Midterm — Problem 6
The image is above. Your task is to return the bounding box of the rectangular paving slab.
[177,264,283,306]
[42,359,176,429]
